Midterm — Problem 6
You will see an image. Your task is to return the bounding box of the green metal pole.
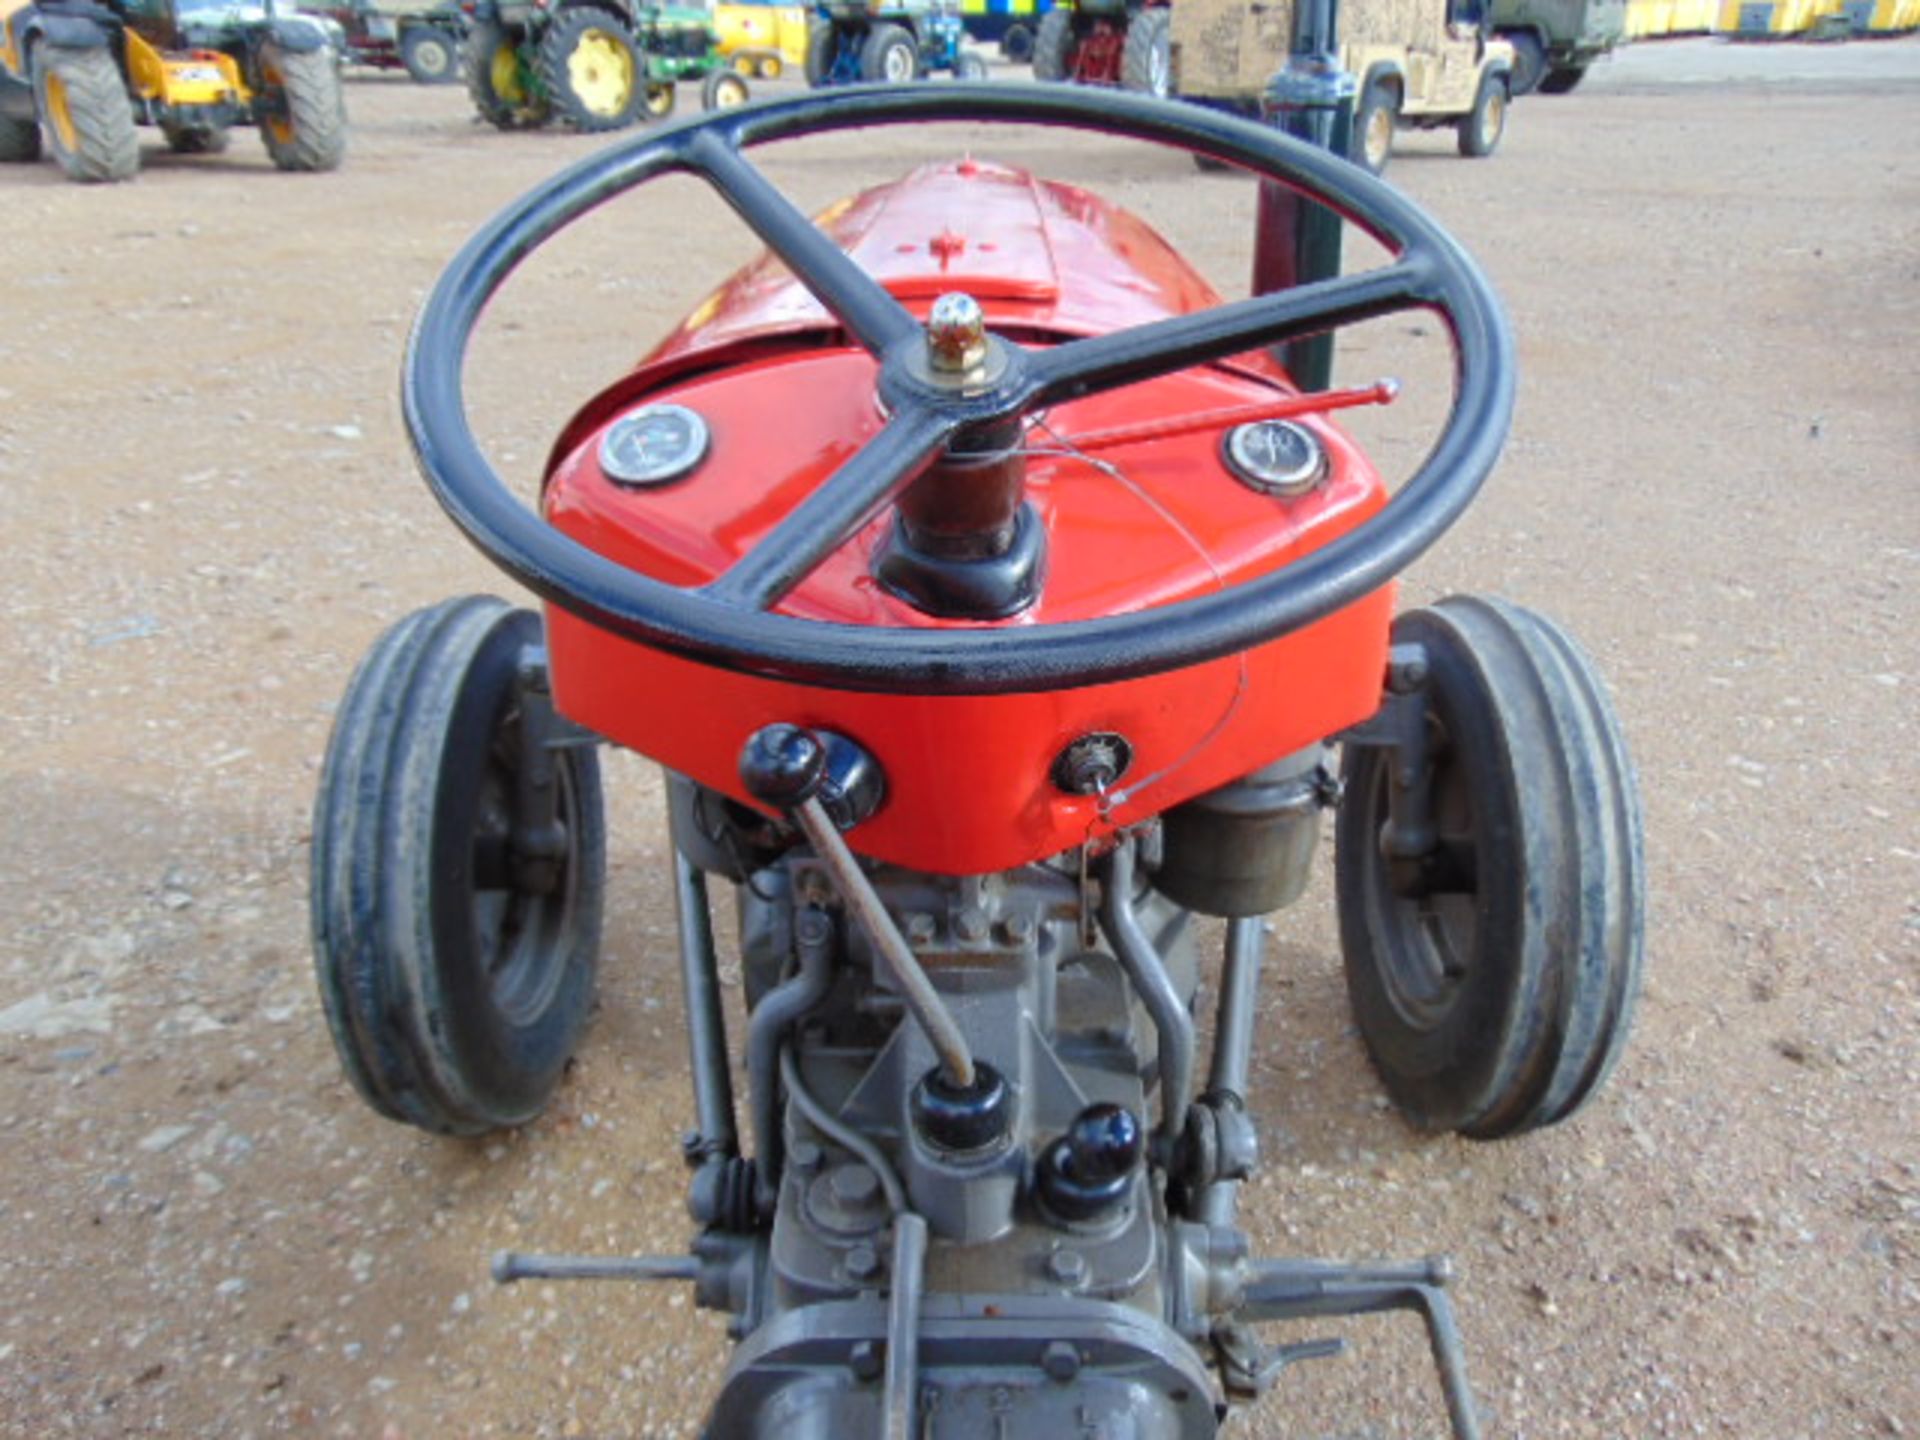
[1255,0,1354,392]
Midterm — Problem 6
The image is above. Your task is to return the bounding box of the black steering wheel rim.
[403,84,1513,697]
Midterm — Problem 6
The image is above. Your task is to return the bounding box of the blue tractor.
[805,0,989,83]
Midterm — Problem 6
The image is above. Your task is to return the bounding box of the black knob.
[911,1063,1010,1155]
[1037,1103,1142,1222]
[739,724,825,809]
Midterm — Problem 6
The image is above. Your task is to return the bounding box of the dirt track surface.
[2,38,1917,1440]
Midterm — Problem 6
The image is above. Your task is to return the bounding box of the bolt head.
[845,1242,882,1282]
[1041,1340,1081,1381]
[1046,1248,1088,1287]
[927,291,988,373]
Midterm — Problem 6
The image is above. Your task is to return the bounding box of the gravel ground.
[1,36,1916,1440]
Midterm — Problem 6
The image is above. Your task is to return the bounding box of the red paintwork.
[541,159,1392,875]
[1069,20,1125,85]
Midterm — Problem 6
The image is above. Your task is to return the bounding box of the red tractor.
[313,87,1642,1436]
[1033,0,1169,92]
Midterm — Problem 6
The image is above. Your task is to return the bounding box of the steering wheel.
[404,85,1513,696]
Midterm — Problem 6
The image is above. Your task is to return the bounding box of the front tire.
[401,26,459,84]
[1351,77,1398,175]
[860,22,918,83]
[1031,8,1073,80]
[257,43,347,172]
[311,597,607,1136]
[1503,31,1547,95]
[1334,597,1644,1140]
[956,50,988,80]
[34,44,138,183]
[1120,6,1170,97]
[1457,72,1508,158]
[701,67,749,110]
[465,20,550,129]
[1001,21,1032,61]
[537,8,642,132]
[804,21,837,86]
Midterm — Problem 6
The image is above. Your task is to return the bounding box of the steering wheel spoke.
[1029,258,1436,405]
[704,404,958,612]
[684,129,921,358]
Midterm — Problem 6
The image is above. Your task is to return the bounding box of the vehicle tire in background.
[537,8,642,131]
[701,67,749,109]
[1538,63,1588,93]
[465,20,551,128]
[1457,72,1508,157]
[33,44,137,183]
[804,21,836,85]
[1120,6,1169,97]
[0,108,41,162]
[860,22,917,82]
[1351,76,1398,175]
[642,80,675,117]
[1001,21,1032,60]
[1503,30,1546,95]
[257,42,346,172]
[1031,7,1072,79]
[956,49,988,80]
[401,25,459,84]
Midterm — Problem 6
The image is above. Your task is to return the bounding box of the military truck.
[1170,0,1513,174]
[1489,0,1622,94]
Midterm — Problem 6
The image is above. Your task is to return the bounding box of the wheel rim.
[1482,91,1505,146]
[42,69,78,152]
[734,54,755,75]
[569,28,635,117]
[471,717,583,1026]
[491,42,525,103]
[715,76,747,107]
[645,83,673,116]
[883,41,914,81]
[1365,103,1392,169]
[417,39,449,76]
[1360,724,1482,1032]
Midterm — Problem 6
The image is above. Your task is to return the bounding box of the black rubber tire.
[1031,8,1072,80]
[701,67,749,110]
[1503,30,1547,96]
[1334,596,1644,1140]
[1457,72,1508,158]
[401,25,459,84]
[860,22,918,83]
[1537,63,1588,94]
[257,43,346,171]
[804,21,837,86]
[162,122,229,154]
[1350,76,1397,176]
[465,20,551,129]
[1001,21,1032,61]
[956,50,988,80]
[1120,6,1169,97]
[311,596,607,1136]
[34,44,138,183]
[0,109,40,162]
[536,8,642,132]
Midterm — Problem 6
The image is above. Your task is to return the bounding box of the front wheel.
[536,9,642,131]
[465,20,550,129]
[642,80,675,118]
[1456,72,1508,158]
[1503,31,1547,96]
[34,43,138,183]
[1334,597,1644,1140]
[803,21,836,86]
[310,597,607,1136]
[257,42,347,171]
[1351,77,1398,175]
[860,22,918,83]
[701,68,749,110]
[1031,8,1073,81]
[955,50,988,81]
[1001,21,1032,61]
[1120,6,1170,97]
[401,26,459,84]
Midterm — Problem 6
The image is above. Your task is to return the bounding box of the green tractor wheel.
[536,8,643,132]
[257,42,346,172]
[465,20,552,129]
[33,43,138,183]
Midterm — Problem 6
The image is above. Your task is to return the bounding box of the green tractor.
[463,0,746,132]
[0,0,345,182]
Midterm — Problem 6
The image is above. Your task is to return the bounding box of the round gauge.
[599,404,710,487]
[1222,419,1328,497]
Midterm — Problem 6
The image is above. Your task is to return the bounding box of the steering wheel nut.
[926,291,990,375]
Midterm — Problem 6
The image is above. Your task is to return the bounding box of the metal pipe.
[1098,839,1195,1156]
[881,1212,928,1440]
[791,796,976,1089]
[748,907,837,1213]
[1208,916,1266,1098]
[671,851,738,1161]
[778,1045,907,1214]
[491,1252,699,1285]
